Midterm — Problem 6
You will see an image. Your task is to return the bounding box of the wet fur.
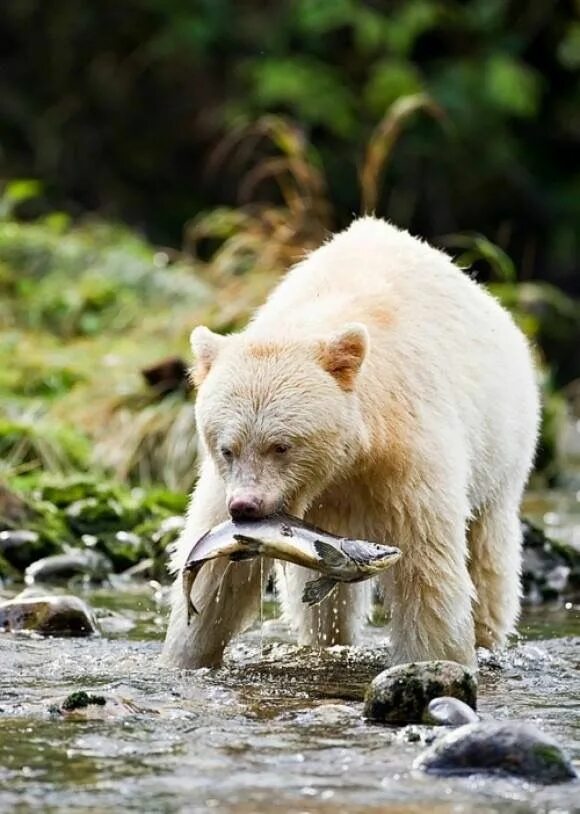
[162,217,540,669]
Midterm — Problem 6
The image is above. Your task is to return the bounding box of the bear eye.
[220,446,233,461]
[273,443,290,455]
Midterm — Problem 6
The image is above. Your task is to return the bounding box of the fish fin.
[302,577,338,606]
[232,534,262,551]
[313,540,348,568]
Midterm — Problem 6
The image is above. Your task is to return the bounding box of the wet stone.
[0,594,98,636]
[0,529,39,549]
[49,691,146,719]
[423,696,480,727]
[61,690,106,711]
[363,661,477,725]
[414,721,577,784]
[25,549,113,585]
[0,529,56,571]
[521,519,580,603]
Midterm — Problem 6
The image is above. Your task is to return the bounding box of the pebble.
[423,696,480,727]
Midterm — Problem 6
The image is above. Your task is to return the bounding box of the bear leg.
[468,498,522,650]
[162,460,270,668]
[162,557,271,668]
[276,563,372,647]
[387,512,477,669]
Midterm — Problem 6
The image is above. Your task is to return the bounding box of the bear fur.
[162,217,540,670]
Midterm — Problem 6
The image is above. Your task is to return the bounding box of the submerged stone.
[49,691,146,719]
[363,661,477,725]
[61,690,106,711]
[414,721,577,784]
[25,549,113,584]
[423,696,480,726]
[0,594,97,636]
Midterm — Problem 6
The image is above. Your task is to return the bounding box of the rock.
[0,528,54,571]
[0,595,98,636]
[294,703,360,726]
[0,529,38,548]
[49,690,146,719]
[414,721,577,784]
[521,519,580,603]
[423,696,480,727]
[363,661,477,725]
[24,549,113,585]
[60,690,107,711]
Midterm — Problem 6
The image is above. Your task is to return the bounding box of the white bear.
[162,217,540,670]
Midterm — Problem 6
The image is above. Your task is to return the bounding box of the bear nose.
[228,496,265,521]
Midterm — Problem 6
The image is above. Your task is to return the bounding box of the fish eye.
[220,446,233,461]
[272,443,290,455]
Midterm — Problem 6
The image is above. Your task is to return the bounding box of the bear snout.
[228,494,265,520]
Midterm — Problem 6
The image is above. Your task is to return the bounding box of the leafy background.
[1,0,579,578]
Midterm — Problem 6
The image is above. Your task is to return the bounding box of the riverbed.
[1,488,578,813]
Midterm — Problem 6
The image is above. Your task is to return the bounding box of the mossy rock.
[60,691,107,711]
[414,721,577,784]
[364,661,477,725]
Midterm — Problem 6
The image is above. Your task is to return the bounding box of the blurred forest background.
[1,0,580,578]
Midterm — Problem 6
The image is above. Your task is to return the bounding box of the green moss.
[3,473,185,578]
[60,691,107,711]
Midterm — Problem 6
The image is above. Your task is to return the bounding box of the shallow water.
[1,490,579,813]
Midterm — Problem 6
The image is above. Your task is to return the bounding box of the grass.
[1,102,574,494]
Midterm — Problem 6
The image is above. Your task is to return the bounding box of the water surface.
[1,489,579,813]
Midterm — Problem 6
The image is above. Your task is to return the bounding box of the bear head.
[190,324,370,519]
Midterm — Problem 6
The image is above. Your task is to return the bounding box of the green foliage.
[443,233,516,281]
[484,55,543,118]
[243,57,357,137]
[0,0,578,293]
[2,473,187,579]
[0,408,90,477]
[0,217,209,337]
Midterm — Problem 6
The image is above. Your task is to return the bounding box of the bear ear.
[190,326,227,385]
[318,323,369,391]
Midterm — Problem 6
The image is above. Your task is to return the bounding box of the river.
[0,487,578,813]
